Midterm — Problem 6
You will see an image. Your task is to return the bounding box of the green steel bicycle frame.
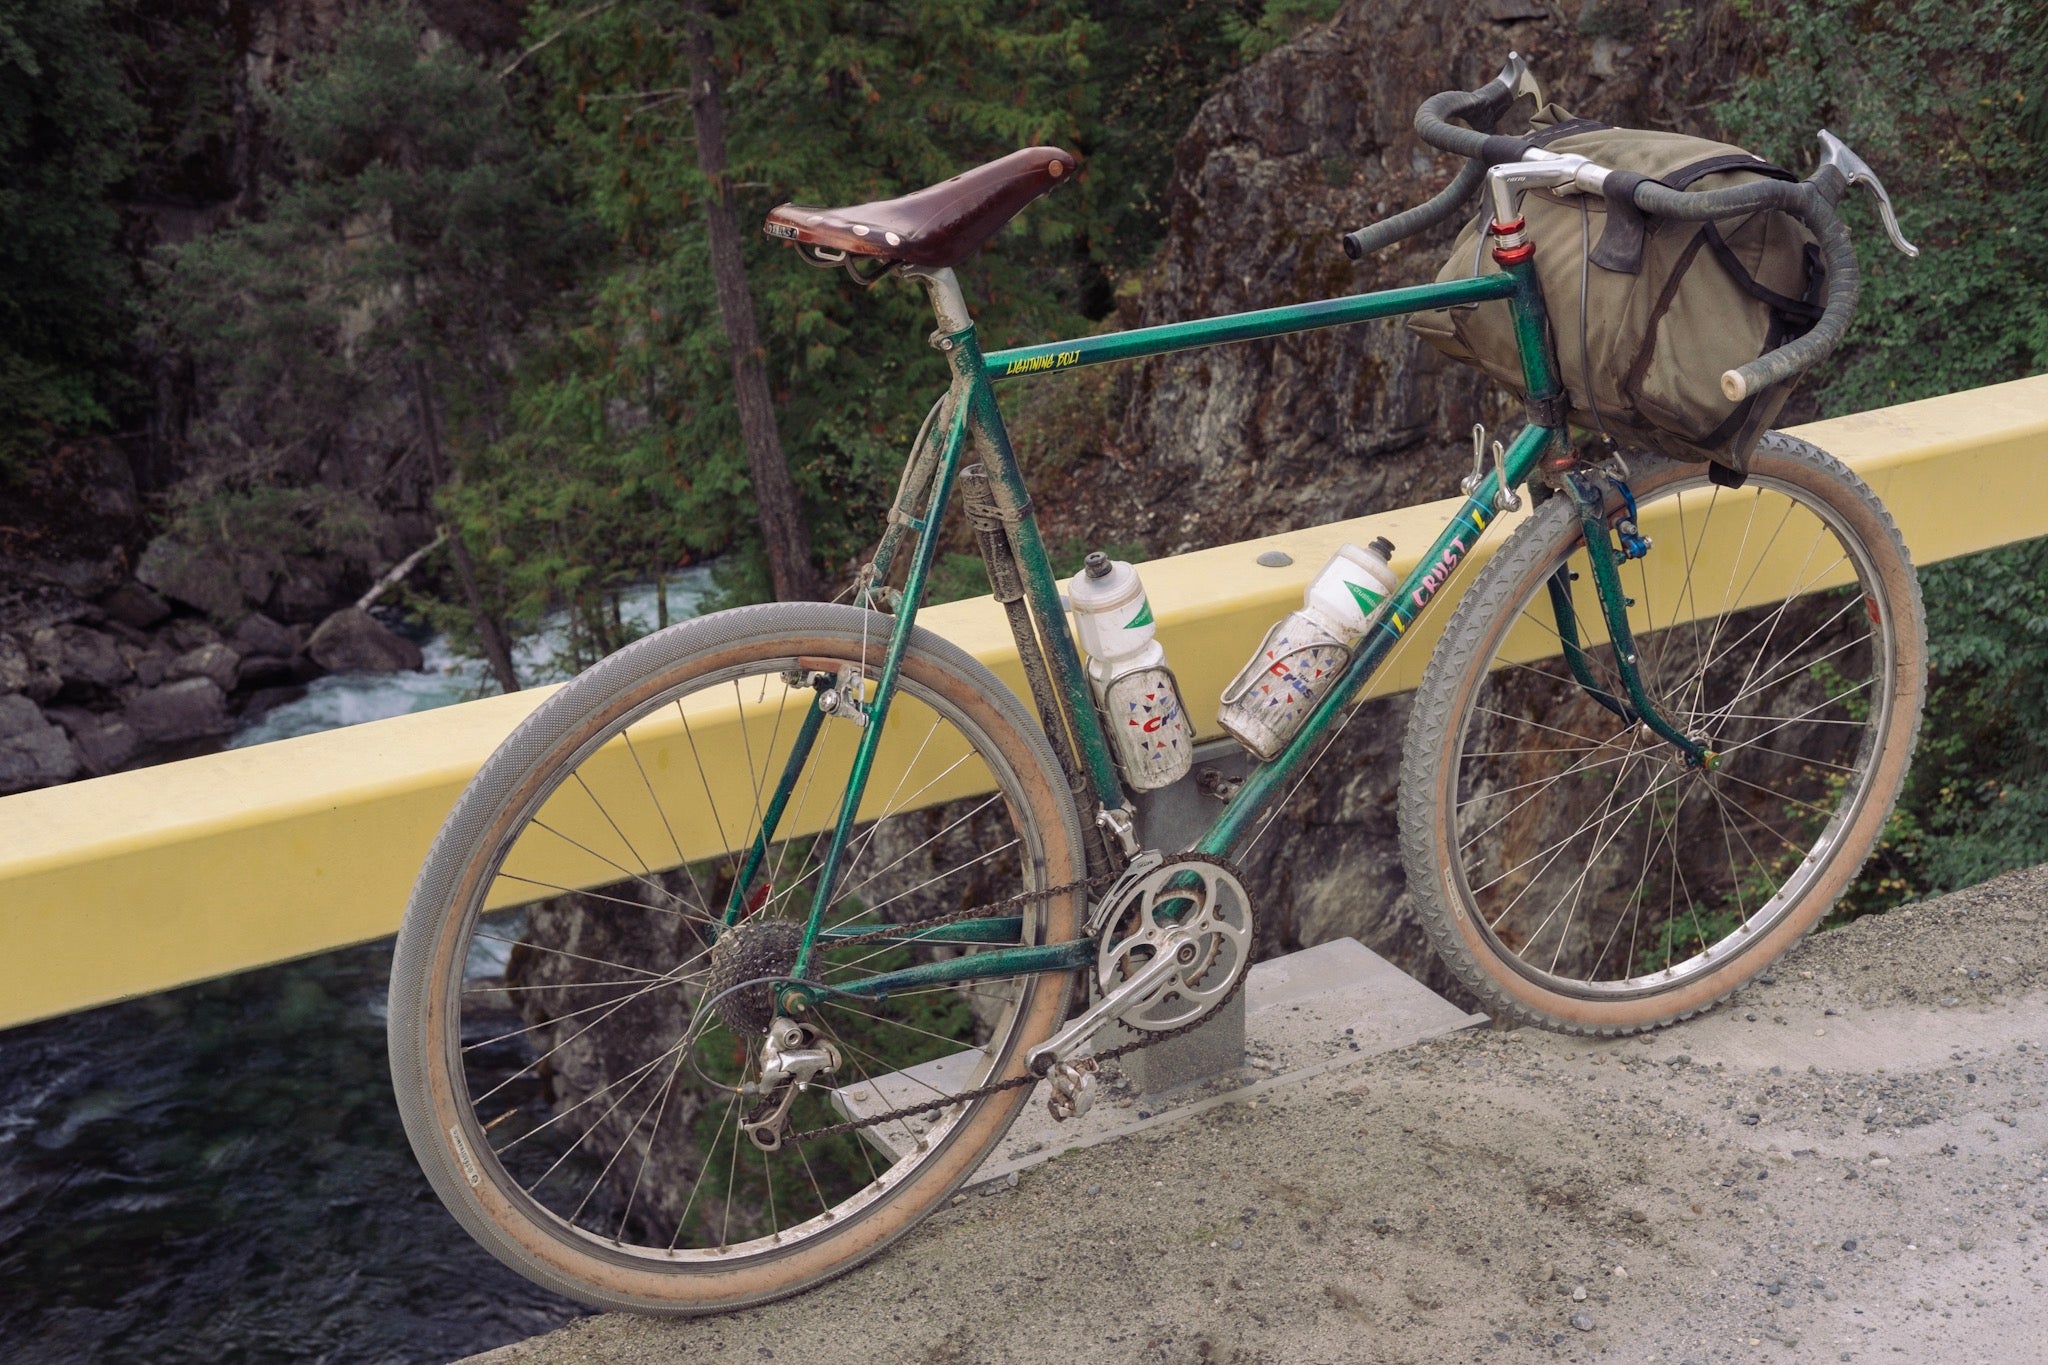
[763,253,1593,1008]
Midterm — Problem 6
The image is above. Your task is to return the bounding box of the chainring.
[1096,853,1255,1032]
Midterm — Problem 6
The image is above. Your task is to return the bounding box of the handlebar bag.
[1408,105,1821,477]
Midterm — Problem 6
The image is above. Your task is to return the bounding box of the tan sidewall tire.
[388,603,1083,1313]
[1399,437,1925,1034]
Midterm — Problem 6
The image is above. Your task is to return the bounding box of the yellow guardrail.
[3,374,2045,1029]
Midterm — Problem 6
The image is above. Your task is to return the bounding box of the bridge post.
[1113,740,1258,1097]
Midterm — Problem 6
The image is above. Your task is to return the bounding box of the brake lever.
[1488,50,1545,111]
[1815,130,1919,258]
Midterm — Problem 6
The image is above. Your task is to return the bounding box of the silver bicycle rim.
[437,653,1054,1268]
[1443,467,1900,1000]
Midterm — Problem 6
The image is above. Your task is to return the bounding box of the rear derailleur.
[740,1016,842,1152]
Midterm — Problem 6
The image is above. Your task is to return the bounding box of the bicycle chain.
[787,853,1251,1144]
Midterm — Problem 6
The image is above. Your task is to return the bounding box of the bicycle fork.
[1554,470,1710,769]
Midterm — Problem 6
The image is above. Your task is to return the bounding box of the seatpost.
[903,265,974,338]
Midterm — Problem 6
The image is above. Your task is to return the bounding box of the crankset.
[1025,854,1254,1081]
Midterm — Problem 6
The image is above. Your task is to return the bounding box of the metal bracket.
[818,664,869,727]
[743,1018,843,1151]
[1096,805,1141,858]
[1461,422,1523,513]
[1085,849,1166,937]
[1462,423,1489,497]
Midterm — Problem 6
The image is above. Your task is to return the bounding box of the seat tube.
[909,268,1127,816]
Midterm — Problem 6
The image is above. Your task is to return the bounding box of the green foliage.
[1832,539,2048,915]
[155,3,584,603]
[1717,0,2048,411]
[1220,0,1343,62]
[0,0,142,475]
[1719,1,2048,914]
[480,0,1100,618]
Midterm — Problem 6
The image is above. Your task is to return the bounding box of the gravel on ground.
[465,866,2048,1365]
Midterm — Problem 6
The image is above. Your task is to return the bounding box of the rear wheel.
[388,602,1083,1312]
[1399,435,1925,1032]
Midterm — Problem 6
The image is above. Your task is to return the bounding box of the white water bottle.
[1068,553,1193,792]
[1217,537,1398,762]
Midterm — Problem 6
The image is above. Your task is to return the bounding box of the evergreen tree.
[157,3,585,687]
[0,0,142,475]
[465,0,1095,624]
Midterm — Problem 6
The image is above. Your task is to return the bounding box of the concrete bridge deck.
[469,869,2048,1365]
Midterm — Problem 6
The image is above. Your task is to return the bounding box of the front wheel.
[1399,434,1925,1033]
[387,602,1084,1313]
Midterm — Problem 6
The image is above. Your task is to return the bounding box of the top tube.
[982,273,1515,380]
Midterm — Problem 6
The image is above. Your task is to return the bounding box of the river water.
[0,571,716,1364]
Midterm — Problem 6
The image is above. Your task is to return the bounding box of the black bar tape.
[1342,159,1488,258]
[1414,88,1499,158]
[1630,175,1858,396]
[1344,76,1516,259]
[1629,177,1807,221]
[1480,134,1534,167]
[1589,169,1650,274]
[1810,162,1849,208]
[1727,209,1858,395]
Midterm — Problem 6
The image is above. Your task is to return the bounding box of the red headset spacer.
[1487,216,1527,238]
[1492,240,1536,265]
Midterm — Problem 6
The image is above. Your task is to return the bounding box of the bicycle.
[387,53,1926,1313]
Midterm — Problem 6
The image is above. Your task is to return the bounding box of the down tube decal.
[1384,500,1493,637]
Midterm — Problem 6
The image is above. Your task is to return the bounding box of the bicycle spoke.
[413,631,1071,1279]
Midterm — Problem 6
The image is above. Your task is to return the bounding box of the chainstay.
[813,870,1117,952]
[789,854,1252,1144]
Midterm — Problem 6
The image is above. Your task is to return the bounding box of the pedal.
[1046,1053,1099,1123]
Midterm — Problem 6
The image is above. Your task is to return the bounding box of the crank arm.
[1025,928,1192,1075]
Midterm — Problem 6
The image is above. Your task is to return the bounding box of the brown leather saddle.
[762,146,1077,269]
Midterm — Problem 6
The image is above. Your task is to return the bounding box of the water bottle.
[1217,537,1398,762]
[1068,553,1193,792]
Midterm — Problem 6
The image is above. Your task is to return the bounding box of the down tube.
[1196,422,1559,859]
